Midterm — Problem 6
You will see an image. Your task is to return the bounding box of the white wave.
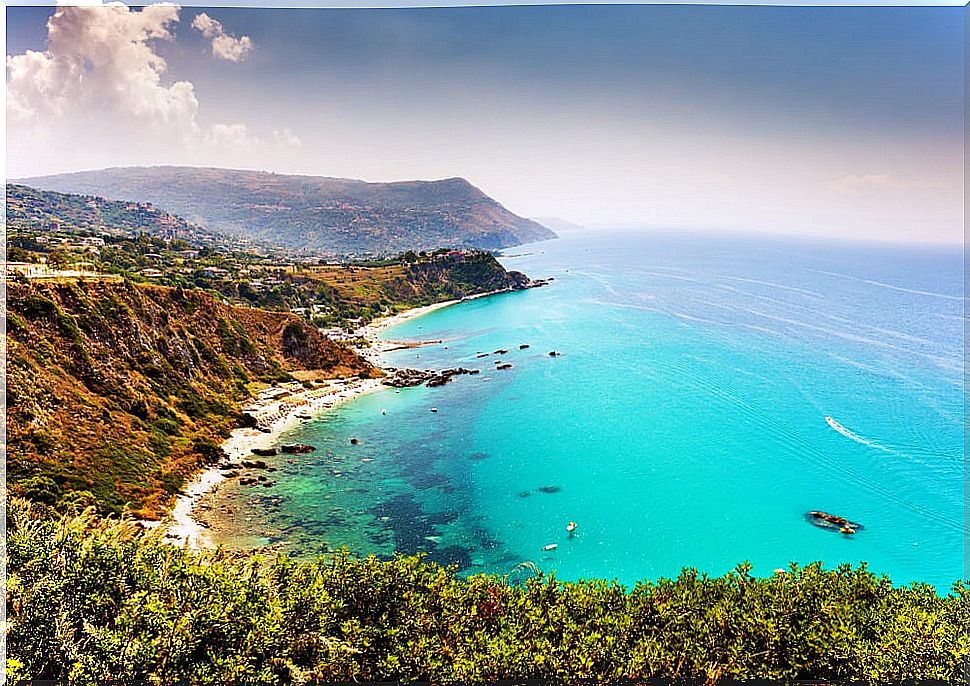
[825,416,894,454]
[637,271,700,283]
[812,269,964,302]
[721,275,823,298]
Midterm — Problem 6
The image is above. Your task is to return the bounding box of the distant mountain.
[532,217,589,233]
[19,167,557,256]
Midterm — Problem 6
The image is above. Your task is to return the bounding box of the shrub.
[5,499,969,685]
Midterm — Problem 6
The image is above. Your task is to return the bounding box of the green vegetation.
[6,498,968,684]
[18,166,556,254]
[6,186,538,521]
[8,185,536,329]
[6,280,374,517]
[6,183,229,248]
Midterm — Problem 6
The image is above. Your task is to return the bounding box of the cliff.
[6,279,376,516]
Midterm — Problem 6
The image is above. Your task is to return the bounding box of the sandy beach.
[161,299,460,549]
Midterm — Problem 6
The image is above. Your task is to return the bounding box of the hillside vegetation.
[214,251,534,325]
[18,167,557,255]
[6,279,376,517]
[7,498,968,684]
[6,183,226,247]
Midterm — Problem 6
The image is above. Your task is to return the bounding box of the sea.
[211,230,966,590]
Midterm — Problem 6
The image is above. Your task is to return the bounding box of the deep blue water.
[214,231,965,590]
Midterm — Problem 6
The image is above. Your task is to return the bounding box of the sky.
[5,3,965,244]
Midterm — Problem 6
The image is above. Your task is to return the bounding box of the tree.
[45,251,70,270]
[7,247,36,263]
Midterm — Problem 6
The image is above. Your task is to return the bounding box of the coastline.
[161,298,461,549]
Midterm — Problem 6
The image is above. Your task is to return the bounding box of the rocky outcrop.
[383,367,480,389]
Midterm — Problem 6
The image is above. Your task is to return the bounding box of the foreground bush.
[5,498,969,684]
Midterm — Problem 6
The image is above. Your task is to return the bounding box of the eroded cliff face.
[6,279,376,516]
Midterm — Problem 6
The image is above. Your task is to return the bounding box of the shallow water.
[212,231,965,589]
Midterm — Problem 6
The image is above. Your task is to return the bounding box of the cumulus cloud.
[272,128,302,148]
[192,12,253,62]
[6,1,198,132]
[205,122,260,150]
[7,1,298,176]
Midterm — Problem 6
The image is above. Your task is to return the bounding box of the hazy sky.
[6,3,965,243]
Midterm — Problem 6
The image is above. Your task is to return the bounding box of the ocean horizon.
[209,230,964,590]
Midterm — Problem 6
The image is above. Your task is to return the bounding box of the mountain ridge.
[18,166,557,256]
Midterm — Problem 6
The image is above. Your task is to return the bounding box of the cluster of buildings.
[34,234,106,255]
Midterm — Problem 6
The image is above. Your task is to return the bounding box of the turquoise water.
[214,231,965,589]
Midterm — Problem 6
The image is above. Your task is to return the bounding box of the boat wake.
[825,416,894,454]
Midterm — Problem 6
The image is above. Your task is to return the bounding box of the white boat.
[543,543,558,551]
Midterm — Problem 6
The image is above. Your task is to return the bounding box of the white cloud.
[272,128,302,148]
[6,1,198,132]
[205,123,260,150]
[838,172,925,192]
[6,1,299,176]
[841,172,896,188]
[192,12,253,62]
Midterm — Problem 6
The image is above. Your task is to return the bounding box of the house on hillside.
[201,267,230,278]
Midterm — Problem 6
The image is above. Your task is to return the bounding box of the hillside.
[211,250,536,325]
[6,280,377,517]
[18,167,557,255]
[6,183,228,248]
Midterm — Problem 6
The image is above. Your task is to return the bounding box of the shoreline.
[161,298,461,550]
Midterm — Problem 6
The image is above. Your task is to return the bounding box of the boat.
[430,407,438,413]
[566,521,577,533]
[543,544,558,551]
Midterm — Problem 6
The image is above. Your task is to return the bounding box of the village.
[7,184,492,330]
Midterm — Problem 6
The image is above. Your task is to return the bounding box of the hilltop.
[17,167,557,256]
